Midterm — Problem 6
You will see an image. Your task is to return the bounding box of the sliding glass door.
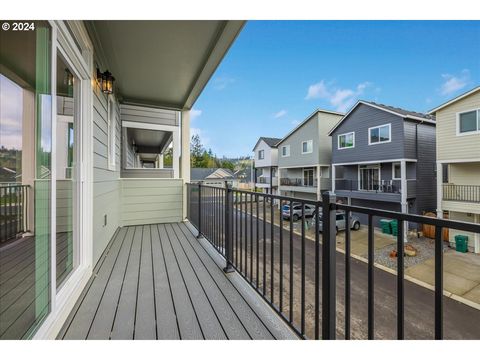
[359,165,380,191]
[0,21,52,339]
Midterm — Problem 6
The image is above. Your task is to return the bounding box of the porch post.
[436,162,443,219]
[400,160,408,241]
[181,110,191,220]
[316,165,321,200]
[331,164,336,193]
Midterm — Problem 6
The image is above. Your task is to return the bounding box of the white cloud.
[190,108,202,122]
[273,109,287,118]
[213,76,235,90]
[191,127,210,146]
[305,80,372,112]
[440,69,470,96]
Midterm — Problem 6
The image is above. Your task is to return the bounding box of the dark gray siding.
[349,199,401,228]
[413,122,437,214]
[331,104,405,164]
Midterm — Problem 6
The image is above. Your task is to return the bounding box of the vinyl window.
[258,149,265,160]
[281,145,290,157]
[301,140,313,154]
[338,132,355,149]
[369,124,391,145]
[458,109,480,135]
[392,162,401,180]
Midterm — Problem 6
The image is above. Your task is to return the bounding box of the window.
[303,168,314,186]
[258,149,264,160]
[392,162,401,180]
[301,140,313,154]
[369,124,391,145]
[458,109,480,135]
[281,145,290,157]
[338,132,355,149]
[359,165,380,191]
[107,96,117,170]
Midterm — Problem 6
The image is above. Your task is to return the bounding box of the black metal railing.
[280,177,317,187]
[0,184,29,244]
[335,179,401,194]
[443,184,480,203]
[186,181,480,340]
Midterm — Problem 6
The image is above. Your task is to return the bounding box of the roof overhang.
[428,86,480,114]
[86,20,245,110]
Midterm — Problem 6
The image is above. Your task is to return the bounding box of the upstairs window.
[458,109,480,135]
[392,162,401,180]
[338,132,355,149]
[258,149,265,160]
[369,123,391,145]
[281,145,290,157]
[301,140,313,154]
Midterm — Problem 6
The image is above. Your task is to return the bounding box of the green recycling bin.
[380,219,392,234]
[455,235,469,253]
[391,219,398,236]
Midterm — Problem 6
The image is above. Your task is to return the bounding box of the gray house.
[277,109,344,201]
[252,137,282,195]
[329,101,437,228]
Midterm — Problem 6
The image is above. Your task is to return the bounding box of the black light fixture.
[96,68,115,94]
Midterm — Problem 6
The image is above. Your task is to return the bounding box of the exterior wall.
[120,104,179,127]
[278,111,341,168]
[92,83,122,264]
[350,198,402,228]
[449,211,480,253]
[331,104,406,164]
[121,169,174,178]
[449,162,480,185]
[254,140,278,168]
[120,178,183,226]
[279,190,317,201]
[436,90,480,161]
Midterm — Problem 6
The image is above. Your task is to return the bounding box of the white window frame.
[258,149,265,160]
[392,162,401,180]
[281,145,290,157]
[338,132,355,150]
[301,140,313,154]
[456,109,480,136]
[107,95,117,171]
[368,123,391,145]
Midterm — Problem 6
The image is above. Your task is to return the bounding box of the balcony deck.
[58,222,297,340]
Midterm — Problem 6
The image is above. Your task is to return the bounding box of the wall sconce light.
[96,68,115,94]
[64,68,74,87]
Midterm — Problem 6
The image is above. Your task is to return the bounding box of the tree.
[190,134,204,167]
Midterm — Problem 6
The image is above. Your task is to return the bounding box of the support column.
[316,165,321,200]
[180,110,191,220]
[436,162,443,219]
[159,153,164,169]
[331,164,336,193]
[400,160,408,242]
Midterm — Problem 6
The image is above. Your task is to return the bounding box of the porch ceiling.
[86,21,245,110]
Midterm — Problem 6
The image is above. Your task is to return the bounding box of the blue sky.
[191,21,480,158]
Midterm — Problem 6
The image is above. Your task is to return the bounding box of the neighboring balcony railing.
[0,184,30,244]
[257,176,279,186]
[280,177,317,187]
[186,181,480,340]
[443,184,480,203]
[335,179,401,194]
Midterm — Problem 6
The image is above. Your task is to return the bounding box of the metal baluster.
[245,193,248,276]
[223,183,234,273]
[397,219,405,340]
[250,193,253,281]
[263,196,267,295]
[270,196,274,303]
[345,209,351,340]
[322,192,336,340]
[279,199,284,313]
[315,202,321,339]
[256,194,260,286]
[435,225,443,340]
[368,214,374,340]
[289,199,294,323]
[301,202,305,335]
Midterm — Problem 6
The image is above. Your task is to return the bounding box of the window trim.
[456,108,480,136]
[281,145,290,157]
[258,149,265,160]
[368,123,392,145]
[337,131,355,150]
[301,140,313,154]
[392,162,401,180]
[107,95,117,171]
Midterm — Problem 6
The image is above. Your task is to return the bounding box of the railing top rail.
[0,184,30,188]
[336,203,480,233]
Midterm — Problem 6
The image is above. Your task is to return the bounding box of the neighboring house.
[277,109,344,201]
[430,86,480,253]
[252,137,281,195]
[191,167,238,187]
[329,100,437,229]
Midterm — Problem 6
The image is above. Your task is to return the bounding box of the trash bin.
[455,235,469,253]
[391,219,398,236]
[380,219,392,234]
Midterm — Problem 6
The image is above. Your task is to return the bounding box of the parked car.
[314,211,361,233]
[282,202,317,221]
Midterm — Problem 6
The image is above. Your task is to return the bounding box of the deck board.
[59,222,297,340]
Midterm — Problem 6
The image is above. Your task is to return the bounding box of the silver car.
[282,203,317,222]
[315,212,361,233]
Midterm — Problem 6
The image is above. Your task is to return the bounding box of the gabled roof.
[276,108,344,146]
[428,86,480,114]
[252,137,282,151]
[328,100,435,135]
[190,168,235,181]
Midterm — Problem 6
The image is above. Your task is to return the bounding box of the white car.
[315,212,361,233]
[282,203,317,222]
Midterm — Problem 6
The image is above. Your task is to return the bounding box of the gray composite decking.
[58,222,297,340]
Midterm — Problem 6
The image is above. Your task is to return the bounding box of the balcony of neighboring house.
[333,162,417,202]
[278,166,330,195]
[256,175,278,188]
[440,162,480,214]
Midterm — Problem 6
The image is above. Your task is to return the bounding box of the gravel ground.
[371,236,450,270]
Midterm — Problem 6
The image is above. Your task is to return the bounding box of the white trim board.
[332,158,417,166]
[279,164,331,169]
[429,86,480,114]
[437,158,480,164]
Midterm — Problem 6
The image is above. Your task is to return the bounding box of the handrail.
[0,184,30,244]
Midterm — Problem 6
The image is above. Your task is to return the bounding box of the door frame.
[33,21,94,339]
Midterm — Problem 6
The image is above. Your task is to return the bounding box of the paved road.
[200,199,480,339]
